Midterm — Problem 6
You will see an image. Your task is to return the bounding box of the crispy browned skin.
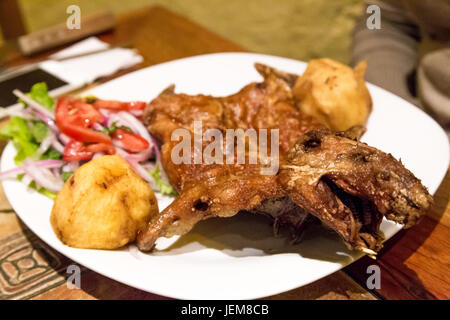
[138,68,318,250]
[279,130,432,253]
[137,64,432,255]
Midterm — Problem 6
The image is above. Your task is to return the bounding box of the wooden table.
[0,6,449,300]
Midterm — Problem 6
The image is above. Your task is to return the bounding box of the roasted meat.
[138,66,310,250]
[279,129,432,254]
[137,63,432,256]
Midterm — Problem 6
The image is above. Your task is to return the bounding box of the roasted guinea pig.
[137,62,432,257]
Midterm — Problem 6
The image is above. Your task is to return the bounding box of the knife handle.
[18,11,116,56]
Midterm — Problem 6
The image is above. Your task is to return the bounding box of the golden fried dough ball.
[51,155,158,249]
[293,58,372,131]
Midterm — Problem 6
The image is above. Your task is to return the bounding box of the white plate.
[2,53,449,300]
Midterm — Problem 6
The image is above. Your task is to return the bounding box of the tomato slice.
[61,123,112,144]
[91,99,147,111]
[70,100,104,126]
[63,140,93,162]
[56,96,103,127]
[112,128,149,152]
[62,140,116,161]
[85,143,116,155]
[56,96,111,144]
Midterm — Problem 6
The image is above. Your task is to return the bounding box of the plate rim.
[2,52,449,299]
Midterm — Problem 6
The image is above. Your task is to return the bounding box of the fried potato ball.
[51,155,158,249]
[293,58,372,131]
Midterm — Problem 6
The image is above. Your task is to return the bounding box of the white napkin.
[39,37,143,85]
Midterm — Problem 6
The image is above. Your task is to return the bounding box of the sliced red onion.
[32,160,64,167]
[62,161,79,172]
[0,104,24,119]
[0,104,35,120]
[51,168,61,181]
[93,152,104,159]
[127,160,158,190]
[23,107,59,133]
[115,111,152,143]
[51,139,65,153]
[106,113,129,131]
[13,89,54,120]
[128,160,151,181]
[149,134,169,182]
[112,139,125,149]
[112,112,156,161]
[130,109,143,117]
[36,112,59,133]
[16,112,34,120]
[2,110,34,120]
[34,134,55,158]
[59,133,71,145]
[141,162,156,171]
[130,148,153,162]
[23,160,63,192]
[92,123,104,132]
[98,109,112,127]
[22,174,33,186]
[115,146,153,163]
[109,119,153,161]
[149,134,161,162]
[0,160,63,180]
[99,108,112,118]
[115,147,129,158]
[0,166,26,179]
[0,160,63,190]
[117,131,166,183]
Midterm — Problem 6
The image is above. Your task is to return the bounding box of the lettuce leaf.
[41,147,62,160]
[21,82,54,110]
[150,165,176,197]
[102,121,118,134]
[61,171,73,182]
[1,82,55,163]
[102,121,132,134]
[35,186,57,200]
[0,116,31,141]
[29,120,49,143]
[0,116,60,163]
[0,117,39,164]
[29,180,57,199]
[17,174,57,199]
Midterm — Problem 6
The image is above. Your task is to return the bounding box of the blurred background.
[0,0,364,64]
